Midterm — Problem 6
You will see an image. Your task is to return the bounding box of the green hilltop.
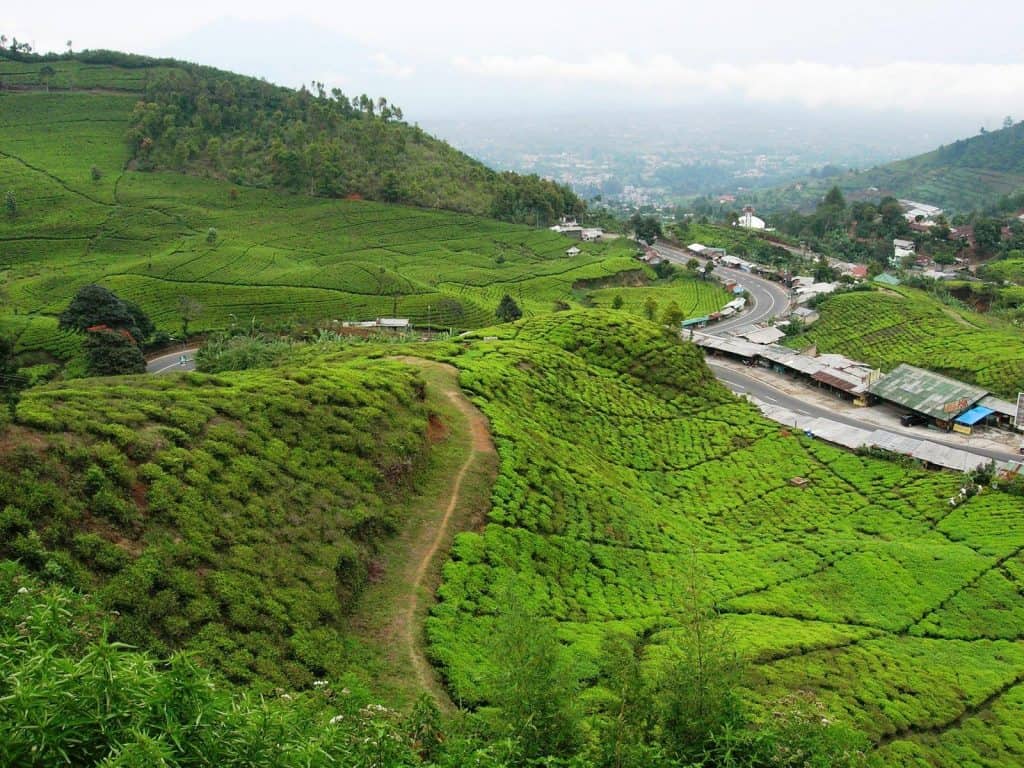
[0,49,583,222]
[0,58,659,368]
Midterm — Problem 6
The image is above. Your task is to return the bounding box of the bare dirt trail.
[382,358,496,708]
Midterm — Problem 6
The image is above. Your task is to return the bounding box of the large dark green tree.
[973,217,1003,255]
[629,214,663,245]
[59,286,152,376]
[495,294,523,323]
[83,329,146,376]
[58,285,152,343]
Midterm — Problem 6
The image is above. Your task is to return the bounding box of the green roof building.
[868,364,988,421]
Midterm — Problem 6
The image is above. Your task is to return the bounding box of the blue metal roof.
[954,406,994,426]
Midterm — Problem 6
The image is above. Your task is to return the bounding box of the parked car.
[900,412,928,427]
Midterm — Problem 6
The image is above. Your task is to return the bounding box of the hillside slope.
[749,120,1024,213]
[427,311,1024,766]
[0,49,581,223]
[0,85,640,364]
[0,355,443,687]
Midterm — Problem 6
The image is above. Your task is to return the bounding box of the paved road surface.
[146,348,198,374]
[653,241,792,332]
[654,240,1021,465]
[711,362,1020,464]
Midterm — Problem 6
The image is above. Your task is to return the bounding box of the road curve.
[653,241,792,333]
[146,347,199,374]
[654,240,1020,465]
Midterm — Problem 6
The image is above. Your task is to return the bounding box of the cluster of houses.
[888,236,968,279]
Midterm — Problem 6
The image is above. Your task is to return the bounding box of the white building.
[736,210,766,230]
[566,246,581,257]
[899,200,943,224]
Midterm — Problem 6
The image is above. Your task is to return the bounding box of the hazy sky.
[4,1,1022,122]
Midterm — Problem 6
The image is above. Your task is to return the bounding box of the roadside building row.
[753,396,1007,474]
[690,331,1019,433]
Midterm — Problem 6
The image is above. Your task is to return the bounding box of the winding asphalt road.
[654,240,1022,465]
[653,241,793,332]
[146,347,198,374]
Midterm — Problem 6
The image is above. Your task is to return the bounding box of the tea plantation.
[5,52,1024,768]
[426,311,1024,766]
[0,87,646,365]
[788,285,1024,399]
[0,355,444,688]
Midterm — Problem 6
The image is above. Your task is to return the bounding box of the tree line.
[123,62,582,225]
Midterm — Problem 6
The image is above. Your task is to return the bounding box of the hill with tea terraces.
[5,312,1024,766]
[0,49,659,370]
[748,119,1024,213]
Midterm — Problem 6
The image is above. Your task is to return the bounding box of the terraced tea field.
[586,276,732,320]
[789,286,1024,399]
[0,91,639,361]
[427,312,1024,767]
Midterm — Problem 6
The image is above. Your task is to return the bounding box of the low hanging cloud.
[453,54,1024,114]
[371,52,416,79]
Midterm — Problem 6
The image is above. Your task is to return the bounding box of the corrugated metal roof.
[979,395,1016,417]
[868,364,987,420]
[740,326,787,344]
[812,369,866,394]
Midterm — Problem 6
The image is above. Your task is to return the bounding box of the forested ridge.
[0,46,584,224]
[747,118,1024,213]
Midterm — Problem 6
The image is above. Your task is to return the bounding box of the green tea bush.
[0,356,436,686]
